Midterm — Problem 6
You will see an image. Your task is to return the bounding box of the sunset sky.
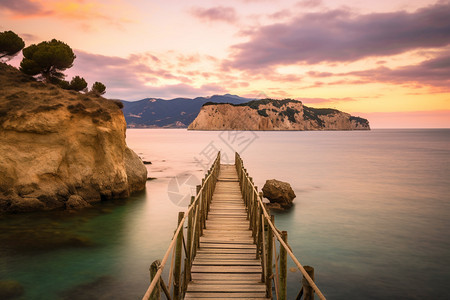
[1,0,449,127]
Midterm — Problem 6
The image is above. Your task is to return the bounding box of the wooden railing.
[235,152,327,300]
[142,152,220,300]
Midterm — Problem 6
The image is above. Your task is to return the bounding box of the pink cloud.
[190,6,238,23]
[296,0,323,8]
[63,50,227,100]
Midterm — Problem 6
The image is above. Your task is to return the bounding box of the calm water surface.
[0,129,449,299]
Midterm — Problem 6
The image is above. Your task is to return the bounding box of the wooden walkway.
[185,164,268,299]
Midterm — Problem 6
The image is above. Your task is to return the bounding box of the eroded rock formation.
[0,63,147,213]
[188,99,370,130]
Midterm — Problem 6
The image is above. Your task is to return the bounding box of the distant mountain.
[121,94,250,128]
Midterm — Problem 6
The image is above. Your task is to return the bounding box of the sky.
[1,0,449,128]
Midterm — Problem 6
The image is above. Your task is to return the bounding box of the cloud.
[225,1,450,70]
[65,50,227,100]
[345,50,450,90]
[268,9,292,20]
[1,0,132,30]
[296,0,322,8]
[299,97,357,104]
[190,6,238,23]
[0,0,51,17]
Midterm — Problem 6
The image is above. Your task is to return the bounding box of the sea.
[0,129,449,299]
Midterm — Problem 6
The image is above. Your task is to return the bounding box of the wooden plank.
[200,238,254,244]
[196,248,256,255]
[187,284,266,292]
[208,212,248,216]
[193,260,261,266]
[185,292,267,299]
[207,216,248,221]
[202,232,252,237]
[196,253,256,259]
[191,265,262,273]
[191,273,262,282]
[199,243,256,249]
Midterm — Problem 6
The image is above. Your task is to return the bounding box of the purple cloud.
[226,2,450,70]
[345,50,450,90]
[190,6,238,23]
[0,0,49,16]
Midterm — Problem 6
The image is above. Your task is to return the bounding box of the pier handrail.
[142,152,221,300]
[235,152,327,300]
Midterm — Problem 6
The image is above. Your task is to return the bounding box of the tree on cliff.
[69,76,88,91]
[20,39,75,82]
[91,81,106,95]
[0,30,25,61]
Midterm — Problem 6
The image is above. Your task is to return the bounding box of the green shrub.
[257,109,268,117]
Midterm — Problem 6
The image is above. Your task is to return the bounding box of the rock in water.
[262,179,296,209]
[0,63,147,213]
[65,195,91,210]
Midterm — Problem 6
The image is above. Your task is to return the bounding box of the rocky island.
[0,63,147,213]
[188,99,370,130]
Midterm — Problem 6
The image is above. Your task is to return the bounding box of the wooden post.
[260,209,266,283]
[266,215,274,299]
[173,212,184,300]
[249,186,254,231]
[252,193,258,241]
[279,231,288,300]
[256,192,264,259]
[206,171,211,216]
[186,196,194,283]
[193,202,200,256]
[149,260,161,300]
[255,200,260,258]
[196,185,203,236]
[302,266,315,300]
[201,178,206,228]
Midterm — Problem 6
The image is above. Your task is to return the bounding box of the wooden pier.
[142,152,326,300]
[185,164,267,299]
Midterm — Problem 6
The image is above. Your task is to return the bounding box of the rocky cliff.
[188,99,370,130]
[0,63,147,213]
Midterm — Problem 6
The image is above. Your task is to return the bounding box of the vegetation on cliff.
[0,30,24,61]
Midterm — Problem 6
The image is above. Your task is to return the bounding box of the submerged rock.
[66,195,91,210]
[0,63,147,213]
[0,280,24,299]
[59,276,118,300]
[262,179,296,210]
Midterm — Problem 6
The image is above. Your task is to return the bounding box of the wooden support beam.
[279,231,288,300]
[173,212,184,300]
[149,260,161,300]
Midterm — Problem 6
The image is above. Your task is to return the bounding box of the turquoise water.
[0,129,449,299]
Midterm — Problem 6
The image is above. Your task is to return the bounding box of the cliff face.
[0,63,147,213]
[188,99,370,130]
